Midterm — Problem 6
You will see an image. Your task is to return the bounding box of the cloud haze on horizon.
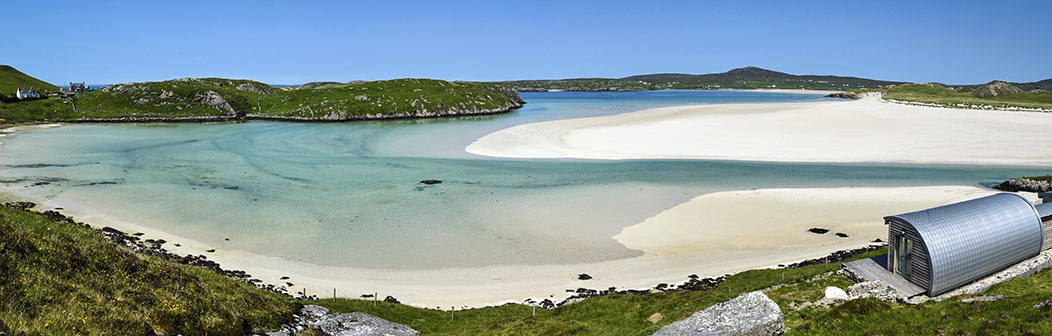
[3,0,1050,85]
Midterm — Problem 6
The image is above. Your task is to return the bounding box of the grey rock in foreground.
[265,305,419,336]
[653,291,784,336]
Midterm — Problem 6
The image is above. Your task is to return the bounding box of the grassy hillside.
[491,66,908,91]
[0,204,299,335]
[259,78,523,119]
[870,83,1052,110]
[1,76,523,123]
[0,65,59,97]
[76,77,272,118]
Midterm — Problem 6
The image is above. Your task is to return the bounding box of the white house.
[15,88,41,99]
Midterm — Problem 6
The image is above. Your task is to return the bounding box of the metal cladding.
[1037,203,1052,219]
[885,193,1043,296]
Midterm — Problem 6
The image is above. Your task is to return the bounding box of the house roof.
[1036,202,1052,219]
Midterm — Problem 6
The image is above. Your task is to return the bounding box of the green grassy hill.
[0,65,59,97]
[0,204,298,335]
[867,83,1052,110]
[76,77,272,118]
[259,78,524,120]
[1,75,523,124]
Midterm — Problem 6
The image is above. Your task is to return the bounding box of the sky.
[4,1,1051,85]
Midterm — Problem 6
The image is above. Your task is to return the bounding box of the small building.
[15,88,40,99]
[69,82,89,93]
[884,193,1052,296]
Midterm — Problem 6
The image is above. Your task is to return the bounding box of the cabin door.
[895,234,912,279]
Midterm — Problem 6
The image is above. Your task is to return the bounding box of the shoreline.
[466,95,1052,166]
[0,184,1023,308]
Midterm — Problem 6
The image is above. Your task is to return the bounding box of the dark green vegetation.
[0,66,523,124]
[492,66,908,91]
[867,82,1052,110]
[4,202,1052,335]
[0,65,58,96]
[0,205,300,335]
[1023,175,1052,182]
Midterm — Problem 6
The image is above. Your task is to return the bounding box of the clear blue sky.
[4,1,1050,85]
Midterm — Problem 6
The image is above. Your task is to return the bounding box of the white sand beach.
[13,184,1024,308]
[466,95,1052,165]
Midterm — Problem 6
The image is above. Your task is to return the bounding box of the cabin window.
[895,234,913,279]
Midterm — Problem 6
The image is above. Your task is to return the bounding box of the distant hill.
[0,65,59,96]
[492,66,908,91]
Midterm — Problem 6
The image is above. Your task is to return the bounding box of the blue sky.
[4,1,1050,85]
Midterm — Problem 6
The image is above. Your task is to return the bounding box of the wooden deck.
[844,255,926,297]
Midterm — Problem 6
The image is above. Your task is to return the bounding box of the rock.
[419,179,443,185]
[824,92,860,100]
[846,280,901,302]
[973,80,1023,98]
[578,273,593,280]
[283,305,420,336]
[384,295,401,304]
[808,227,830,234]
[961,295,1004,303]
[652,291,784,336]
[648,312,664,324]
[206,249,216,253]
[835,232,849,238]
[1035,300,1052,309]
[824,286,849,300]
[994,178,1052,193]
[194,90,238,116]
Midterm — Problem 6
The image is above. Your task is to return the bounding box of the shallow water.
[1,90,1048,269]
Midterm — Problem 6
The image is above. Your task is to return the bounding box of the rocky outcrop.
[194,90,238,116]
[264,305,419,336]
[994,178,1052,192]
[825,92,860,100]
[974,80,1023,98]
[653,291,784,336]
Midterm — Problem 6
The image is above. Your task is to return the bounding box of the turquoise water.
[2,90,1049,269]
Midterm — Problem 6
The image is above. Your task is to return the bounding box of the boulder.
[653,291,784,336]
[824,286,849,300]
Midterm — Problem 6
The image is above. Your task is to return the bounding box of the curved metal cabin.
[885,193,1045,296]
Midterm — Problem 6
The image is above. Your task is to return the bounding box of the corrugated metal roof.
[885,193,1043,296]
[1036,202,1052,219]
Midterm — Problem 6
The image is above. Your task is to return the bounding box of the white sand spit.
[467,96,1052,165]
